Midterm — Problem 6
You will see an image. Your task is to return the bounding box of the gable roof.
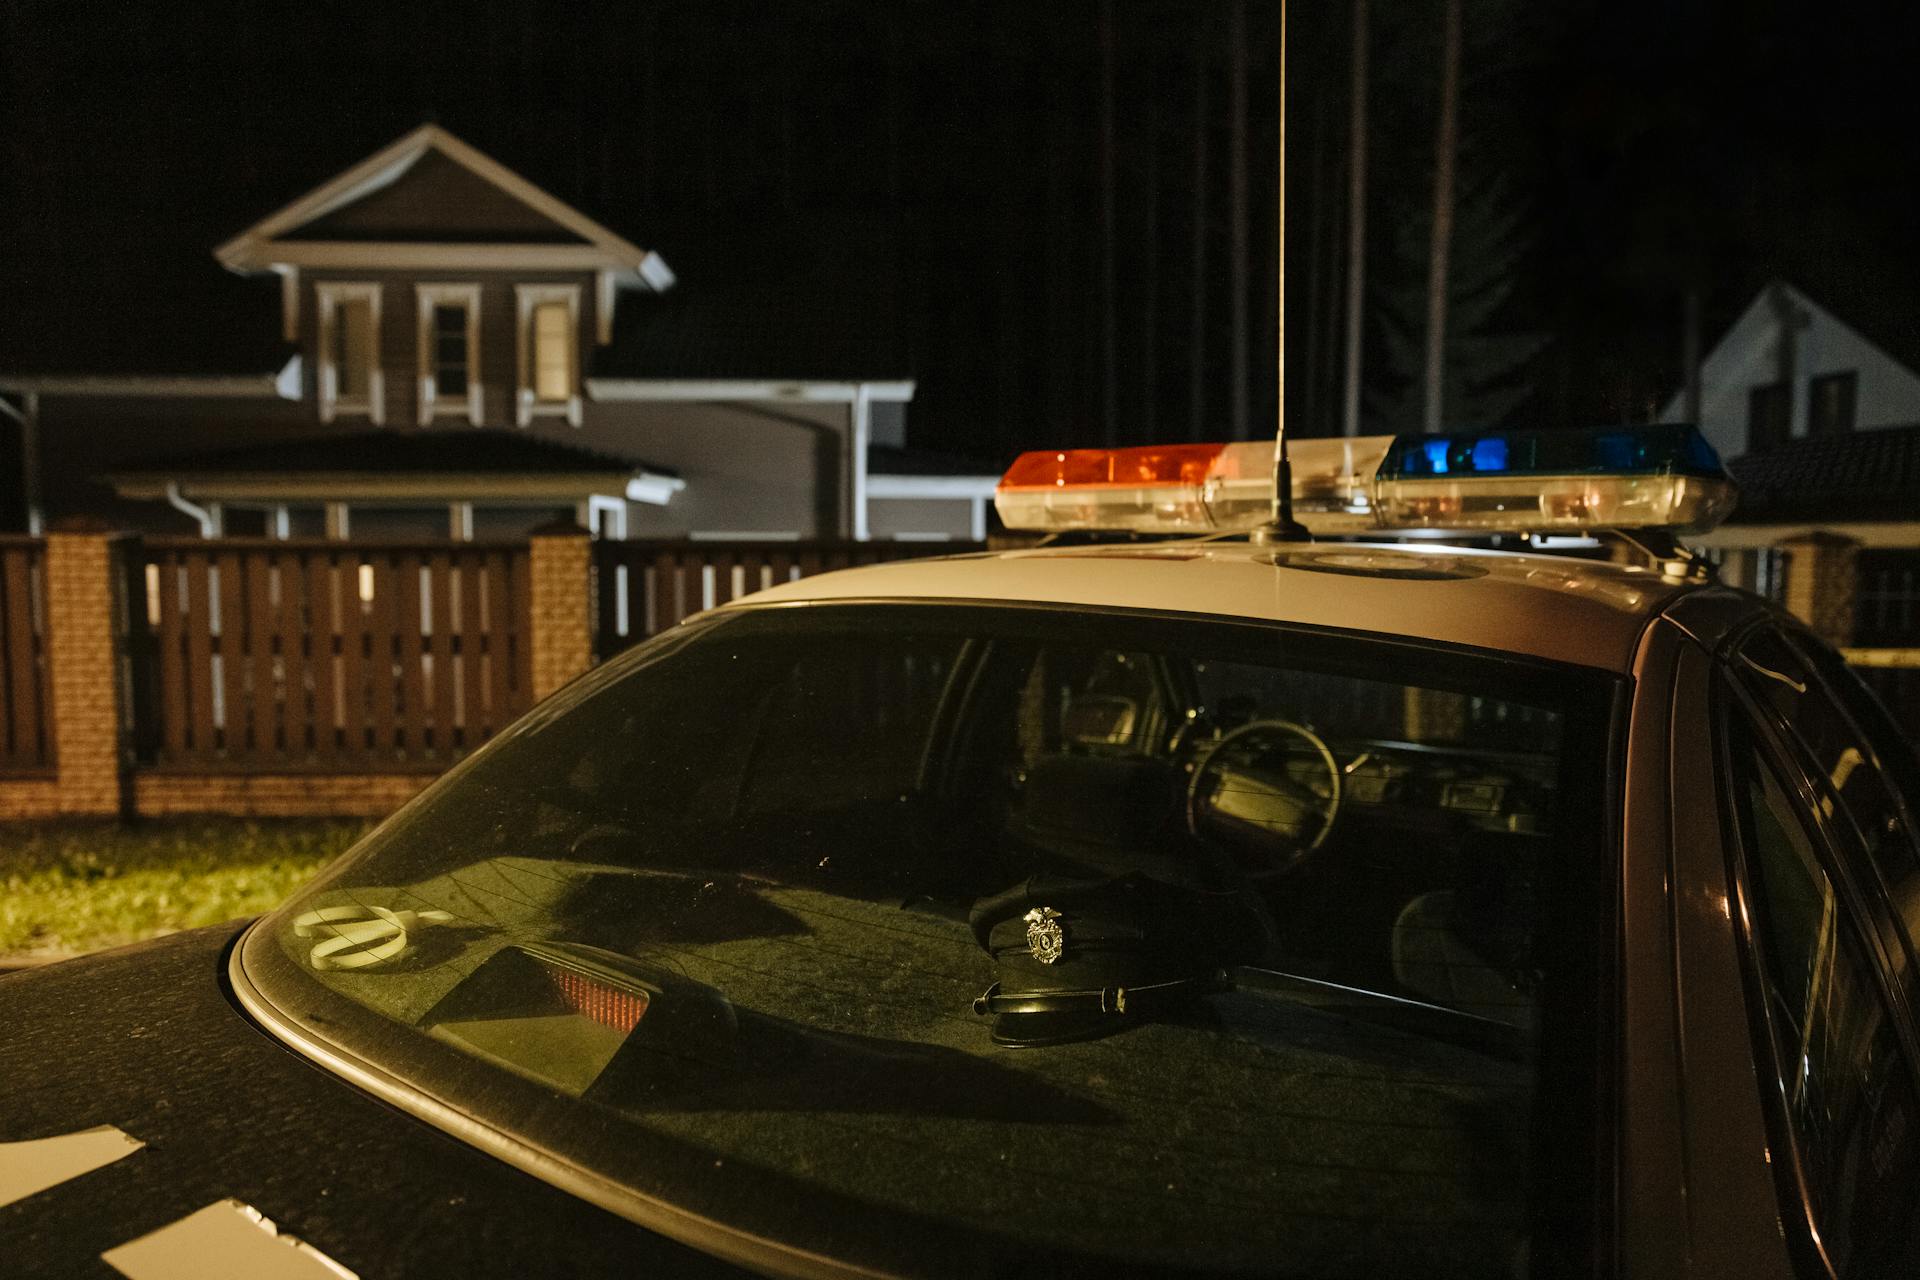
[108,430,672,480]
[102,430,684,508]
[215,125,672,284]
[1725,423,1920,522]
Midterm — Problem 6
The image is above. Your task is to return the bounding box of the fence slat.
[154,554,189,764]
[366,553,400,759]
[429,551,457,757]
[458,554,489,749]
[395,554,430,756]
[306,550,341,763]
[280,550,317,760]
[338,552,369,762]
[215,549,248,757]
[482,551,513,739]
[509,547,533,705]
[182,552,217,760]
[1,549,41,767]
[245,552,278,759]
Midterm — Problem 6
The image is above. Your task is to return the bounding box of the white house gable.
[1662,280,1920,460]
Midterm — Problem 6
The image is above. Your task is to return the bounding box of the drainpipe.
[0,392,40,533]
[164,482,218,538]
[852,383,872,542]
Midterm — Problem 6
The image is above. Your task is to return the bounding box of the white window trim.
[415,283,483,425]
[515,283,583,427]
[315,282,384,424]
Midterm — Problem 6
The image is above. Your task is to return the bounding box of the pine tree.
[1363,0,1548,433]
[1370,172,1548,430]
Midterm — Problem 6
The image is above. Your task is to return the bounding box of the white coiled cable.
[291,904,454,971]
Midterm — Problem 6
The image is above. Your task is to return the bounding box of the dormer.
[215,125,673,429]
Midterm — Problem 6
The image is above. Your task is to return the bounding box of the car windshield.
[241,603,1617,1278]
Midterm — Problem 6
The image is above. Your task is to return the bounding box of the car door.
[1716,624,1920,1277]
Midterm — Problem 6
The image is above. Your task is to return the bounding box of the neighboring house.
[1671,283,1920,646]
[1661,279,1920,463]
[0,125,998,542]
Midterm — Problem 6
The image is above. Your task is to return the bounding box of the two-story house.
[0,126,999,542]
[1659,281,1920,647]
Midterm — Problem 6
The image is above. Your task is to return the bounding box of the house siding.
[536,400,850,537]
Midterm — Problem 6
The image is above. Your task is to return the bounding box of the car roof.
[728,539,1706,673]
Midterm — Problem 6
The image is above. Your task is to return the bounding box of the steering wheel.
[1184,718,1343,875]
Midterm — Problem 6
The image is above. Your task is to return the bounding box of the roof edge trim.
[587,378,916,403]
[216,124,660,275]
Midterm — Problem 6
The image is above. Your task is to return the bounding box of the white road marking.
[101,1199,357,1280]
[0,1125,145,1207]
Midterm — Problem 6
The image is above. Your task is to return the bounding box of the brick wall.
[1781,532,1860,647]
[529,525,594,701]
[42,529,130,816]
[133,772,430,818]
[0,778,61,819]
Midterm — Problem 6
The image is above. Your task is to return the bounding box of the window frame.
[416,283,483,426]
[1807,370,1859,438]
[1748,380,1792,451]
[1713,645,1920,1276]
[315,281,384,425]
[514,283,582,427]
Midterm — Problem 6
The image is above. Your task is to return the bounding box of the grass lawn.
[0,819,368,957]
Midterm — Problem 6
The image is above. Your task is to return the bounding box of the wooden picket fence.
[0,537,52,772]
[592,538,981,654]
[128,539,533,771]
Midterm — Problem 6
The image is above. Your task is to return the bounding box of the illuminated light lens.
[994,425,1735,536]
[995,436,1393,534]
[997,443,1231,491]
[546,966,651,1034]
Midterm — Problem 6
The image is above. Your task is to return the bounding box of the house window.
[416,284,482,424]
[1748,381,1790,452]
[1808,370,1857,437]
[316,282,383,424]
[515,284,582,426]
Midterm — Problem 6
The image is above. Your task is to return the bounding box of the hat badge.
[1024,906,1066,965]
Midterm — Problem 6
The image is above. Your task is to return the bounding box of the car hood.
[0,924,743,1278]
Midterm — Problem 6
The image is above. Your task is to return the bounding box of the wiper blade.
[1224,965,1529,1062]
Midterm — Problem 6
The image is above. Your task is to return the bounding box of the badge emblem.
[1024,906,1065,964]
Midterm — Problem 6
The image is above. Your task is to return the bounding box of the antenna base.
[1249,518,1313,545]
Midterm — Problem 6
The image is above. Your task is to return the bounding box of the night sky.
[3,0,1917,463]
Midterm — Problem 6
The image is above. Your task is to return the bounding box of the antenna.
[1257,0,1311,543]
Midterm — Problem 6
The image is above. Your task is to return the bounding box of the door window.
[1735,626,1920,986]
[1723,708,1920,1274]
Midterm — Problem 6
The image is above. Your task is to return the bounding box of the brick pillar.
[528,522,594,702]
[1780,532,1860,647]
[44,522,132,815]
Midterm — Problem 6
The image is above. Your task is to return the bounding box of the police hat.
[968,873,1250,1047]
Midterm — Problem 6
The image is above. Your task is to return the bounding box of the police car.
[4,426,1918,1279]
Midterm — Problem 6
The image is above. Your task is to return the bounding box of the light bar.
[995,425,1736,537]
